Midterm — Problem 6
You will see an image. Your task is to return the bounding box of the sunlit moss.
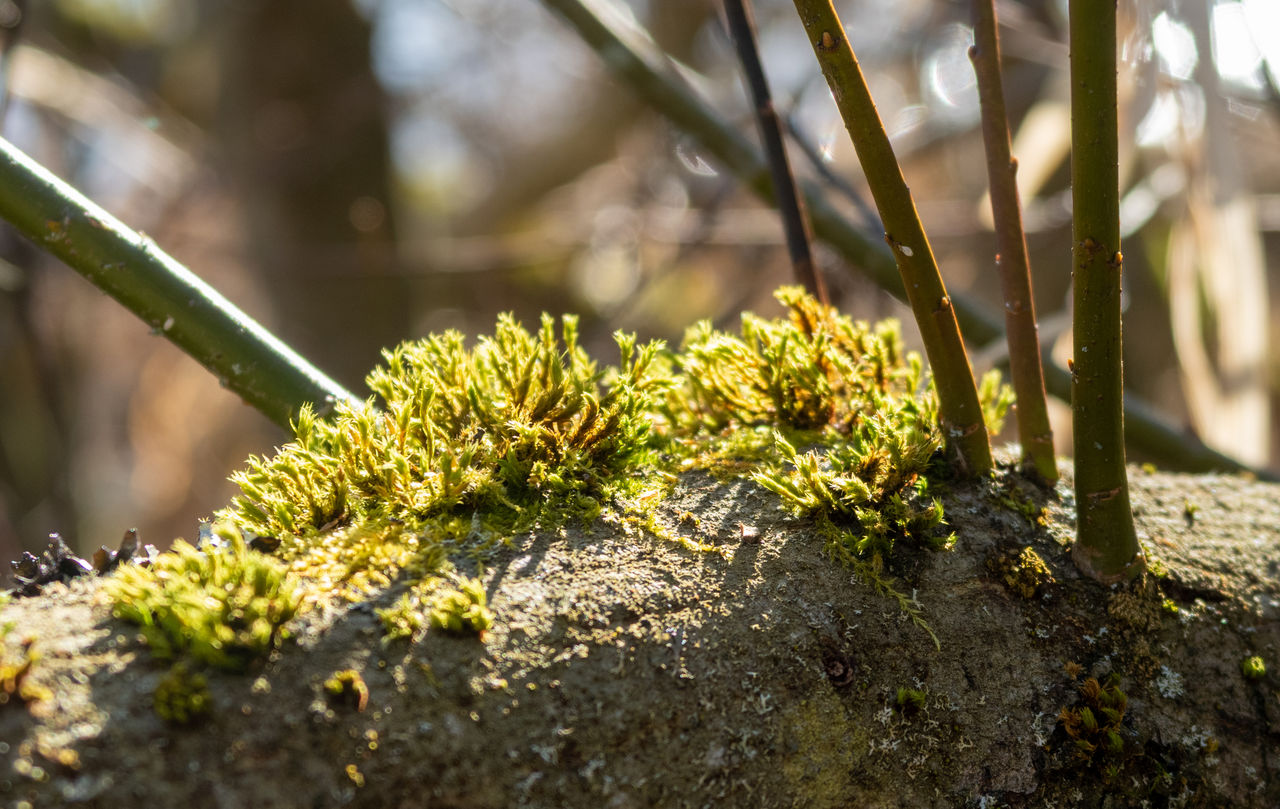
[226,314,669,542]
[194,288,1014,648]
[105,523,301,672]
[0,630,50,707]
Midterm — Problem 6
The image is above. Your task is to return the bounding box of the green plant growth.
[790,0,994,477]
[200,288,1012,646]
[153,662,213,724]
[895,686,927,716]
[324,669,370,711]
[377,575,494,641]
[428,577,494,636]
[226,314,667,541]
[1241,656,1266,680]
[1057,673,1132,778]
[1067,0,1143,582]
[0,629,50,707]
[105,522,301,671]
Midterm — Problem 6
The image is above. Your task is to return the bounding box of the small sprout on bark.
[1241,656,1266,680]
[324,669,370,712]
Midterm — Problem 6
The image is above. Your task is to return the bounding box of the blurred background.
[1,0,1278,561]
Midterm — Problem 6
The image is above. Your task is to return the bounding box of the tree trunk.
[2,460,1278,807]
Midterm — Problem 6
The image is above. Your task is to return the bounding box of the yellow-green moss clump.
[106,523,300,671]
[988,546,1054,599]
[377,575,493,642]
[0,629,51,707]
[1241,656,1266,680]
[108,287,1013,659]
[153,662,212,724]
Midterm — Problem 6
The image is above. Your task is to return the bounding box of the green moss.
[0,629,50,707]
[1057,673,1132,773]
[153,662,212,724]
[988,546,1054,599]
[105,522,301,671]
[377,574,493,641]
[168,287,1013,649]
[894,687,927,716]
[1241,656,1266,680]
[429,577,494,636]
[324,668,370,711]
[225,314,668,542]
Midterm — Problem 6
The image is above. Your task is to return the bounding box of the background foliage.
[1,0,1278,559]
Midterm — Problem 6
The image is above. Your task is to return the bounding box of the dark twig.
[721,0,826,303]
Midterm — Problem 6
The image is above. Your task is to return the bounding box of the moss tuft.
[1241,656,1266,680]
[324,669,370,711]
[988,546,1054,599]
[0,629,50,707]
[153,662,212,724]
[105,522,301,671]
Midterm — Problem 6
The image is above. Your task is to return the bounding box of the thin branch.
[969,0,1057,483]
[790,0,992,476]
[1068,0,1142,581]
[539,0,1270,479]
[0,136,359,430]
[721,0,826,303]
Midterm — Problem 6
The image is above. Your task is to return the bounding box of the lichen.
[105,522,301,671]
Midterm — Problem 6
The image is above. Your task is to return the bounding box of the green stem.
[1069,0,1142,581]
[791,0,992,476]
[540,0,1269,479]
[969,0,1057,483]
[722,0,827,304]
[0,136,358,430]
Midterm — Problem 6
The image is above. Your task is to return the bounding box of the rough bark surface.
[1,459,1278,808]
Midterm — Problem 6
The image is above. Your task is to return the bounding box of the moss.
[987,546,1054,599]
[1106,588,1161,634]
[778,689,858,808]
[153,662,212,724]
[1056,673,1132,774]
[0,629,50,707]
[377,574,493,641]
[105,522,301,671]
[895,687,927,716]
[429,577,494,636]
[324,669,370,711]
[116,287,1012,659]
[1241,655,1266,680]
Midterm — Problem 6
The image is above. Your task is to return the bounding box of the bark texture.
[1,459,1278,808]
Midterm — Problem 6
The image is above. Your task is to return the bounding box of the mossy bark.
[2,460,1278,808]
